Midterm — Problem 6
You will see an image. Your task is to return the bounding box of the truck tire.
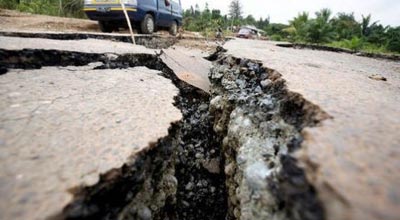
[140,14,155,34]
[169,21,178,36]
[99,21,113,33]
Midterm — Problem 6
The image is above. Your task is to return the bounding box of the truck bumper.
[84,5,138,21]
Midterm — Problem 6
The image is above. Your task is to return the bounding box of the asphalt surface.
[224,39,400,220]
[161,46,212,92]
[0,35,155,54]
[0,65,181,219]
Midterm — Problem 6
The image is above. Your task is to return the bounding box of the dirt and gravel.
[0,9,99,33]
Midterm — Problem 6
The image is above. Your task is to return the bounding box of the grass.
[0,0,86,18]
[327,40,399,55]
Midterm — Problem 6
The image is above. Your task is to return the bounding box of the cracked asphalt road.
[1,32,399,220]
[0,65,181,220]
[224,39,400,220]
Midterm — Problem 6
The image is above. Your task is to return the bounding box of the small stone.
[198,103,209,112]
[195,153,203,159]
[202,158,221,174]
[137,206,152,220]
[224,163,235,176]
[234,208,241,218]
[185,182,194,191]
[182,200,190,207]
[260,79,272,88]
[368,74,387,81]
[240,67,248,73]
[210,186,216,193]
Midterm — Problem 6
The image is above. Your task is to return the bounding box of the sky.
[181,0,400,26]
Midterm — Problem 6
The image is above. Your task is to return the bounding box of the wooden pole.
[120,1,136,45]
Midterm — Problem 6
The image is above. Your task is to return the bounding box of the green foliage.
[282,9,399,54]
[337,37,364,51]
[0,0,88,18]
[331,12,361,40]
[17,0,59,16]
[0,0,19,9]
[286,12,308,42]
[270,34,282,41]
[303,9,335,44]
[386,27,400,53]
[265,23,289,38]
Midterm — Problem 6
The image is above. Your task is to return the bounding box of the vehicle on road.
[83,0,182,35]
[236,25,264,39]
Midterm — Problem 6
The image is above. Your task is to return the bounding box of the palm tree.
[305,8,335,44]
[361,14,378,37]
[287,12,309,42]
[331,12,361,40]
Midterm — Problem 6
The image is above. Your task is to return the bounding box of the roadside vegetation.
[183,0,400,54]
[0,0,85,18]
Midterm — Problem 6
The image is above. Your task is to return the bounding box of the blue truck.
[83,0,182,35]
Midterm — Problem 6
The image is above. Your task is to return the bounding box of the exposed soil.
[0,9,99,32]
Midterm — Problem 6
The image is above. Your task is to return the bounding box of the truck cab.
[83,0,182,35]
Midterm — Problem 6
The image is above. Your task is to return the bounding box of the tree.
[361,14,378,37]
[331,12,361,40]
[202,2,211,20]
[244,15,256,25]
[287,12,309,42]
[366,24,388,45]
[386,27,400,52]
[211,9,222,20]
[229,0,242,20]
[256,17,270,30]
[304,8,335,44]
[194,4,201,18]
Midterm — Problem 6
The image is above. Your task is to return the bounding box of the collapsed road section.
[0,45,328,220]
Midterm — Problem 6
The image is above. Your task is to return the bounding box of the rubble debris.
[368,74,387,81]
[208,54,330,220]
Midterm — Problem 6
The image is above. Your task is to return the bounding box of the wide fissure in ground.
[0,47,327,220]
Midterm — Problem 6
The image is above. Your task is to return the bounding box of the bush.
[0,0,18,9]
[386,27,400,53]
[345,37,364,51]
[270,34,282,41]
[0,0,85,18]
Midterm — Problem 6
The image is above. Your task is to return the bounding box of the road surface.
[224,39,400,220]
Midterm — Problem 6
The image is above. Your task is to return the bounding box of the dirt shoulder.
[0,9,99,32]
